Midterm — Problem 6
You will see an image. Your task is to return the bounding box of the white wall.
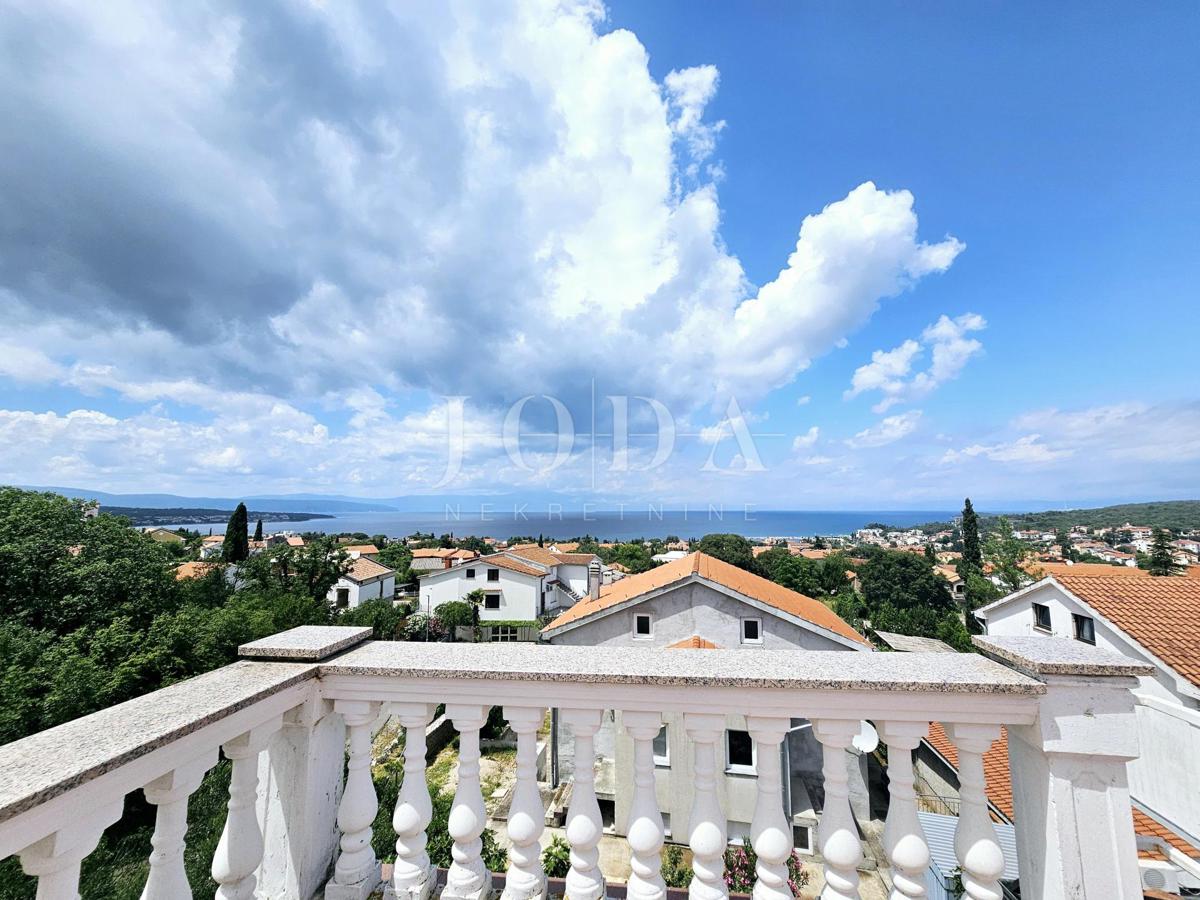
[554,563,590,596]
[421,564,545,621]
[327,574,394,609]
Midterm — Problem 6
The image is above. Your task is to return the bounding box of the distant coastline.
[107,506,335,527]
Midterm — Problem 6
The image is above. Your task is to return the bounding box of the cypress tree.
[253,519,263,542]
[924,543,937,563]
[223,503,250,562]
[961,498,982,573]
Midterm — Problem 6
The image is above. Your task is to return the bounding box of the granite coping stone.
[973,635,1156,678]
[319,640,1047,694]
[239,625,373,660]
[0,660,317,824]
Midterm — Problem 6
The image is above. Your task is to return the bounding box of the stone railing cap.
[239,625,373,661]
[973,634,1155,678]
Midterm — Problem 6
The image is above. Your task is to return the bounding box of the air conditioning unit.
[1139,859,1180,895]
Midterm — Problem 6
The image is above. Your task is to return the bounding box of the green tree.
[755,548,823,597]
[1146,528,1184,576]
[846,550,971,651]
[222,503,249,562]
[924,543,936,563]
[984,517,1036,594]
[961,498,982,573]
[253,519,263,542]
[1055,528,1074,562]
[696,533,756,571]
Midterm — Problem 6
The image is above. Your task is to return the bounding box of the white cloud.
[846,410,922,448]
[792,426,819,450]
[846,312,986,412]
[796,395,811,406]
[941,434,1070,465]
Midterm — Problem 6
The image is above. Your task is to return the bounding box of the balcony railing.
[0,628,1153,900]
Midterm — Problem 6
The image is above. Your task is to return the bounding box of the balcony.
[0,628,1153,900]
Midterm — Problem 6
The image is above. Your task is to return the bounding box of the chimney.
[587,559,602,601]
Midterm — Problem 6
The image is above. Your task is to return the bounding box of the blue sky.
[0,1,1196,508]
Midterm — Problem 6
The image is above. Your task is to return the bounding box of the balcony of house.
[0,628,1156,900]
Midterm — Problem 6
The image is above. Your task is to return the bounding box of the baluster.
[141,750,217,900]
[19,801,123,900]
[877,723,931,900]
[389,702,436,900]
[746,717,792,900]
[622,711,667,900]
[944,724,1004,900]
[213,717,283,900]
[502,706,548,900]
[561,708,605,900]
[812,719,862,900]
[442,704,492,900]
[325,700,383,900]
[684,713,727,900]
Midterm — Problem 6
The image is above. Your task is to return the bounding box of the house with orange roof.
[542,552,871,857]
[977,574,1200,890]
[326,557,395,609]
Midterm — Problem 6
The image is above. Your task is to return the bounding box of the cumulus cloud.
[846,313,986,412]
[792,426,819,450]
[940,434,1070,465]
[846,410,922,448]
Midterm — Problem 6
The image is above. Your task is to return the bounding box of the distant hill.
[919,500,1200,533]
[103,507,334,527]
[23,487,398,514]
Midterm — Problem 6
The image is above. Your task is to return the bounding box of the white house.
[410,547,479,572]
[975,570,1200,891]
[327,557,395,609]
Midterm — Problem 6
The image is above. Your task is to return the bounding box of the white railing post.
[213,716,283,900]
[389,702,437,900]
[442,704,492,900]
[502,706,548,900]
[140,749,218,900]
[746,716,793,900]
[18,801,123,900]
[944,724,1004,900]
[325,700,383,900]
[812,719,863,900]
[623,710,667,900]
[975,635,1149,900]
[684,712,728,900]
[561,707,606,900]
[877,722,930,900]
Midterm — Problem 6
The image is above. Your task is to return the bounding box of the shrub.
[541,835,571,878]
[403,613,445,641]
[722,838,809,895]
[662,844,692,888]
[437,601,475,629]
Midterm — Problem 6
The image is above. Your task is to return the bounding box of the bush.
[541,835,571,878]
[403,614,445,641]
[722,839,808,895]
[437,601,475,629]
[662,844,692,888]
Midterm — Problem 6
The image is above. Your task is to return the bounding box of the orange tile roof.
[474,554,546,577]
[926,724,1199,859]
[1028,562,1152,578]
[667,635,720,649]
[506,547,599,567]
[1053,575,1200,689]
[542,552,868,645]
[285,536,304,546]
[175,561,219,581]
[344,544,379,554]
[346,557,393,582]
[412,548,455,558]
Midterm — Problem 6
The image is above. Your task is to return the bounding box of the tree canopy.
[695,533,756,571]
[222,503,249,562]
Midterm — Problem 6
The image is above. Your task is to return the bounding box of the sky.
[0,0,1197,510]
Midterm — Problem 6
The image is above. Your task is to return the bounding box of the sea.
[162,508,955,541]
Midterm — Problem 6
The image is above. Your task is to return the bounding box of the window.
[634,613,652,639]
[741,617,762,644]
[465,568,476,579]
[487,568,500,582]
[726,729,755,773]
[1073,613,1095,644]
[653,726,669,766]
[1032,602,1052,631]
[335,587,350,609]
[793,825,813,853]
[493,625,518,642]
[484,593,501,610]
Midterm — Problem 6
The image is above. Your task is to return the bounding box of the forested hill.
[104,506,334,526]
[921,500,1200,533]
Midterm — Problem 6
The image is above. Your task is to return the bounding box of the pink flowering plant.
[723,838,809,896]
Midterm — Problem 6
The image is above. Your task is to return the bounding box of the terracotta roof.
[412,548,455,558]
[344,544,379,554]
[609,562,630,573]
[201,534,224,544]
[175,561,219,581]
[1054,575,1200,689]
[345,557,393,582]
[285,536,304,546]
[506,547,599,568]
[667,635,720,649]
[474,554,545,578]
[542,552,868,645]
[1028,562,1151,578]
[926,724,1200,860]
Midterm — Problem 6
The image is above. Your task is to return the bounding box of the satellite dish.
[852,720,879,754]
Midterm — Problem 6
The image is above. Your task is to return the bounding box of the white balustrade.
[390,702,437,900]
[213,717,283,900]
[684,712,728,900]
[326,700,384,899]
[561,707,605,900]
[944,723,1004,900]
[877,722,931,900]
[18,801,123,900]
[140,750,217,900]
[501,706,548,900]
[622,711,667,900]
[442,704,492,900]
[746,716,793,900]
[813,719,863,900]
